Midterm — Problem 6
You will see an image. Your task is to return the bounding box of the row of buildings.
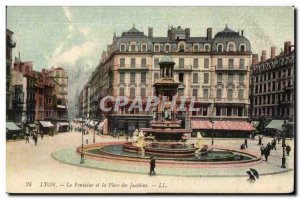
[77,25,294,137]
[77,25,252,137]
[6,29,69,138]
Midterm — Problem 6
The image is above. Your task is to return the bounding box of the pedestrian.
[25,134,30,143]
[271,139,276,150]
[286,145,291,156]
[149,157,156,176]
[258,135,262,145]
[260,144,265,156]
[264,147,270,162]
[267,142,272,152]
[240,144,245,150]
[33,133,38,146]
[244,138,248,148]
[41,131,44,140]
[126,134,129,142]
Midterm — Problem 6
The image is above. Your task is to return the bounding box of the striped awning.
[191,120,212,129]
[191,120,255,131]
[39,121,54,128]
[6,122,21,131]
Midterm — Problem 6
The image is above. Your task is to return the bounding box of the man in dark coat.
[286,145,291,156]
[149,157,156,176]
[271,138,276,150]
[33,133,38,146]
[244,138,248,148]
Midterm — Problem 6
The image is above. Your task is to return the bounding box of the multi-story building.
[13,60,36,126]
[80,25,254,137]
[250,41,295,121]
[33,71,45,122]
[6,29,16,120]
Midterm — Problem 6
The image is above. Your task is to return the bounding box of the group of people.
[240,138,248,150]
[25,129,43,146]
[260,136,292,162]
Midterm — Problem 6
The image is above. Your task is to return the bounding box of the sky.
[6,6,295,110]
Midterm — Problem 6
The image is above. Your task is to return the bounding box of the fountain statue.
[195,132,205,154]
[132,129,147,156]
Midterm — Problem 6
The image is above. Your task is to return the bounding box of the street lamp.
[93,121,96,143]
[281,121,287,168]
[210,120,215,145]
[80,123,84,164]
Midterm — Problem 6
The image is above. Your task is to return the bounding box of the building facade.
[6,29,16,120]
[250,41,295,121]
[79,25,254,137]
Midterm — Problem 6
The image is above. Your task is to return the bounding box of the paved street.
[7,130,294,193]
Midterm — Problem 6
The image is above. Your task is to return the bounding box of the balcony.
[118,64,149,71]
[7,39,16,48]
[174,65,193,71]
[215,65,248,71]
[214,98,249,104]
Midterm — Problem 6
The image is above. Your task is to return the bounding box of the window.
[179,73,184,83]
[130,58,136,68]
[141,72,146,83]
[141,87,146,98]
[130,88,135,98]
[142,44,147,52]
[130,72,135,83]
[154,45,160,52]
[121,44,126,52]
[217,58,222,68]
[119,87,125,96]
[179,44,184,52]
[232,108,238,116]
[288,68,291,76]
[239,74,244,84]
[221,108,227,116]
[141,58,147,67]
[204,45,209,52]
[154,72,159,81]
[204,58,209,68]
[194,45,199,52]
[179,58,184,68]
[193,58,199,68]
[278,71,281,78]
[192,88,198,97]
[120,58,125,67]
[203,89,209,99]
[228,59,234,69]
[238,89,244,100]
[228,73,234,84]
[228,43,235,52]
[216,89,222,100]
[240,45,245,52]
[154,58,159,68]
[217,44,223,52]
[217,73,222,83]
[120,72,125,83]
[203,73,209,84]
[240,59,245,69]
[227,89,233,101]
[131,44,136,52]
[216,107,221,116]
[193,73,198,83]
[165,45,170,52]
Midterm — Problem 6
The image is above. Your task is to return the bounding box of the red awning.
[191,120,255,132]
[191,120,212,129]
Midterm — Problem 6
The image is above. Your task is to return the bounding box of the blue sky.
[7,6,294,71]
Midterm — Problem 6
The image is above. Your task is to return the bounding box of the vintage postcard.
[5,6,295,194]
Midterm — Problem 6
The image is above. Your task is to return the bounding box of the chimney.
[252,54,258,65]
[207,28,212,40]
[284,41,291,54]
[148,27,153,38]
[271,46,276,59]
[261,50,266,62]
[185,28,190,39]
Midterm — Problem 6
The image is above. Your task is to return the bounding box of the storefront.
[6,122,22,139]
[39,121,55,134]
[57,122,70,132]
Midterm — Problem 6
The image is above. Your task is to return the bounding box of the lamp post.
[93,121,96,143]
[80,123,84,164]
[211,120,215,145]
[281,122,287,168]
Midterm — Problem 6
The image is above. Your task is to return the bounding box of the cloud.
[78,27,91,36]
[63,6,72,22]
[47,41,97,66]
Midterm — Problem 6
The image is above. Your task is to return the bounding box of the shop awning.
[265,120,286,132]
[57,105,66,109]
[251,121,260,128]
[191,120,255,131]
[191,120,212,129]
[27,123,35,128]
[39,121,54,128]
[58,122,69,126]
[6,122,21,131]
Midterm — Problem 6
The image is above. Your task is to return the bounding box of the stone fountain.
[123,55,207,157]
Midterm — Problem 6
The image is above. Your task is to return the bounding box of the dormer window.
[165,44,170,52]
[120,44,126,52]
[204,44,210,52]
[131,44,136,52]
[194,45,199,52]
[154,44,160,52]
[217,44,223,52]
[240,44,246,52]
[227,42,236,52]
[179,44,184,52]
